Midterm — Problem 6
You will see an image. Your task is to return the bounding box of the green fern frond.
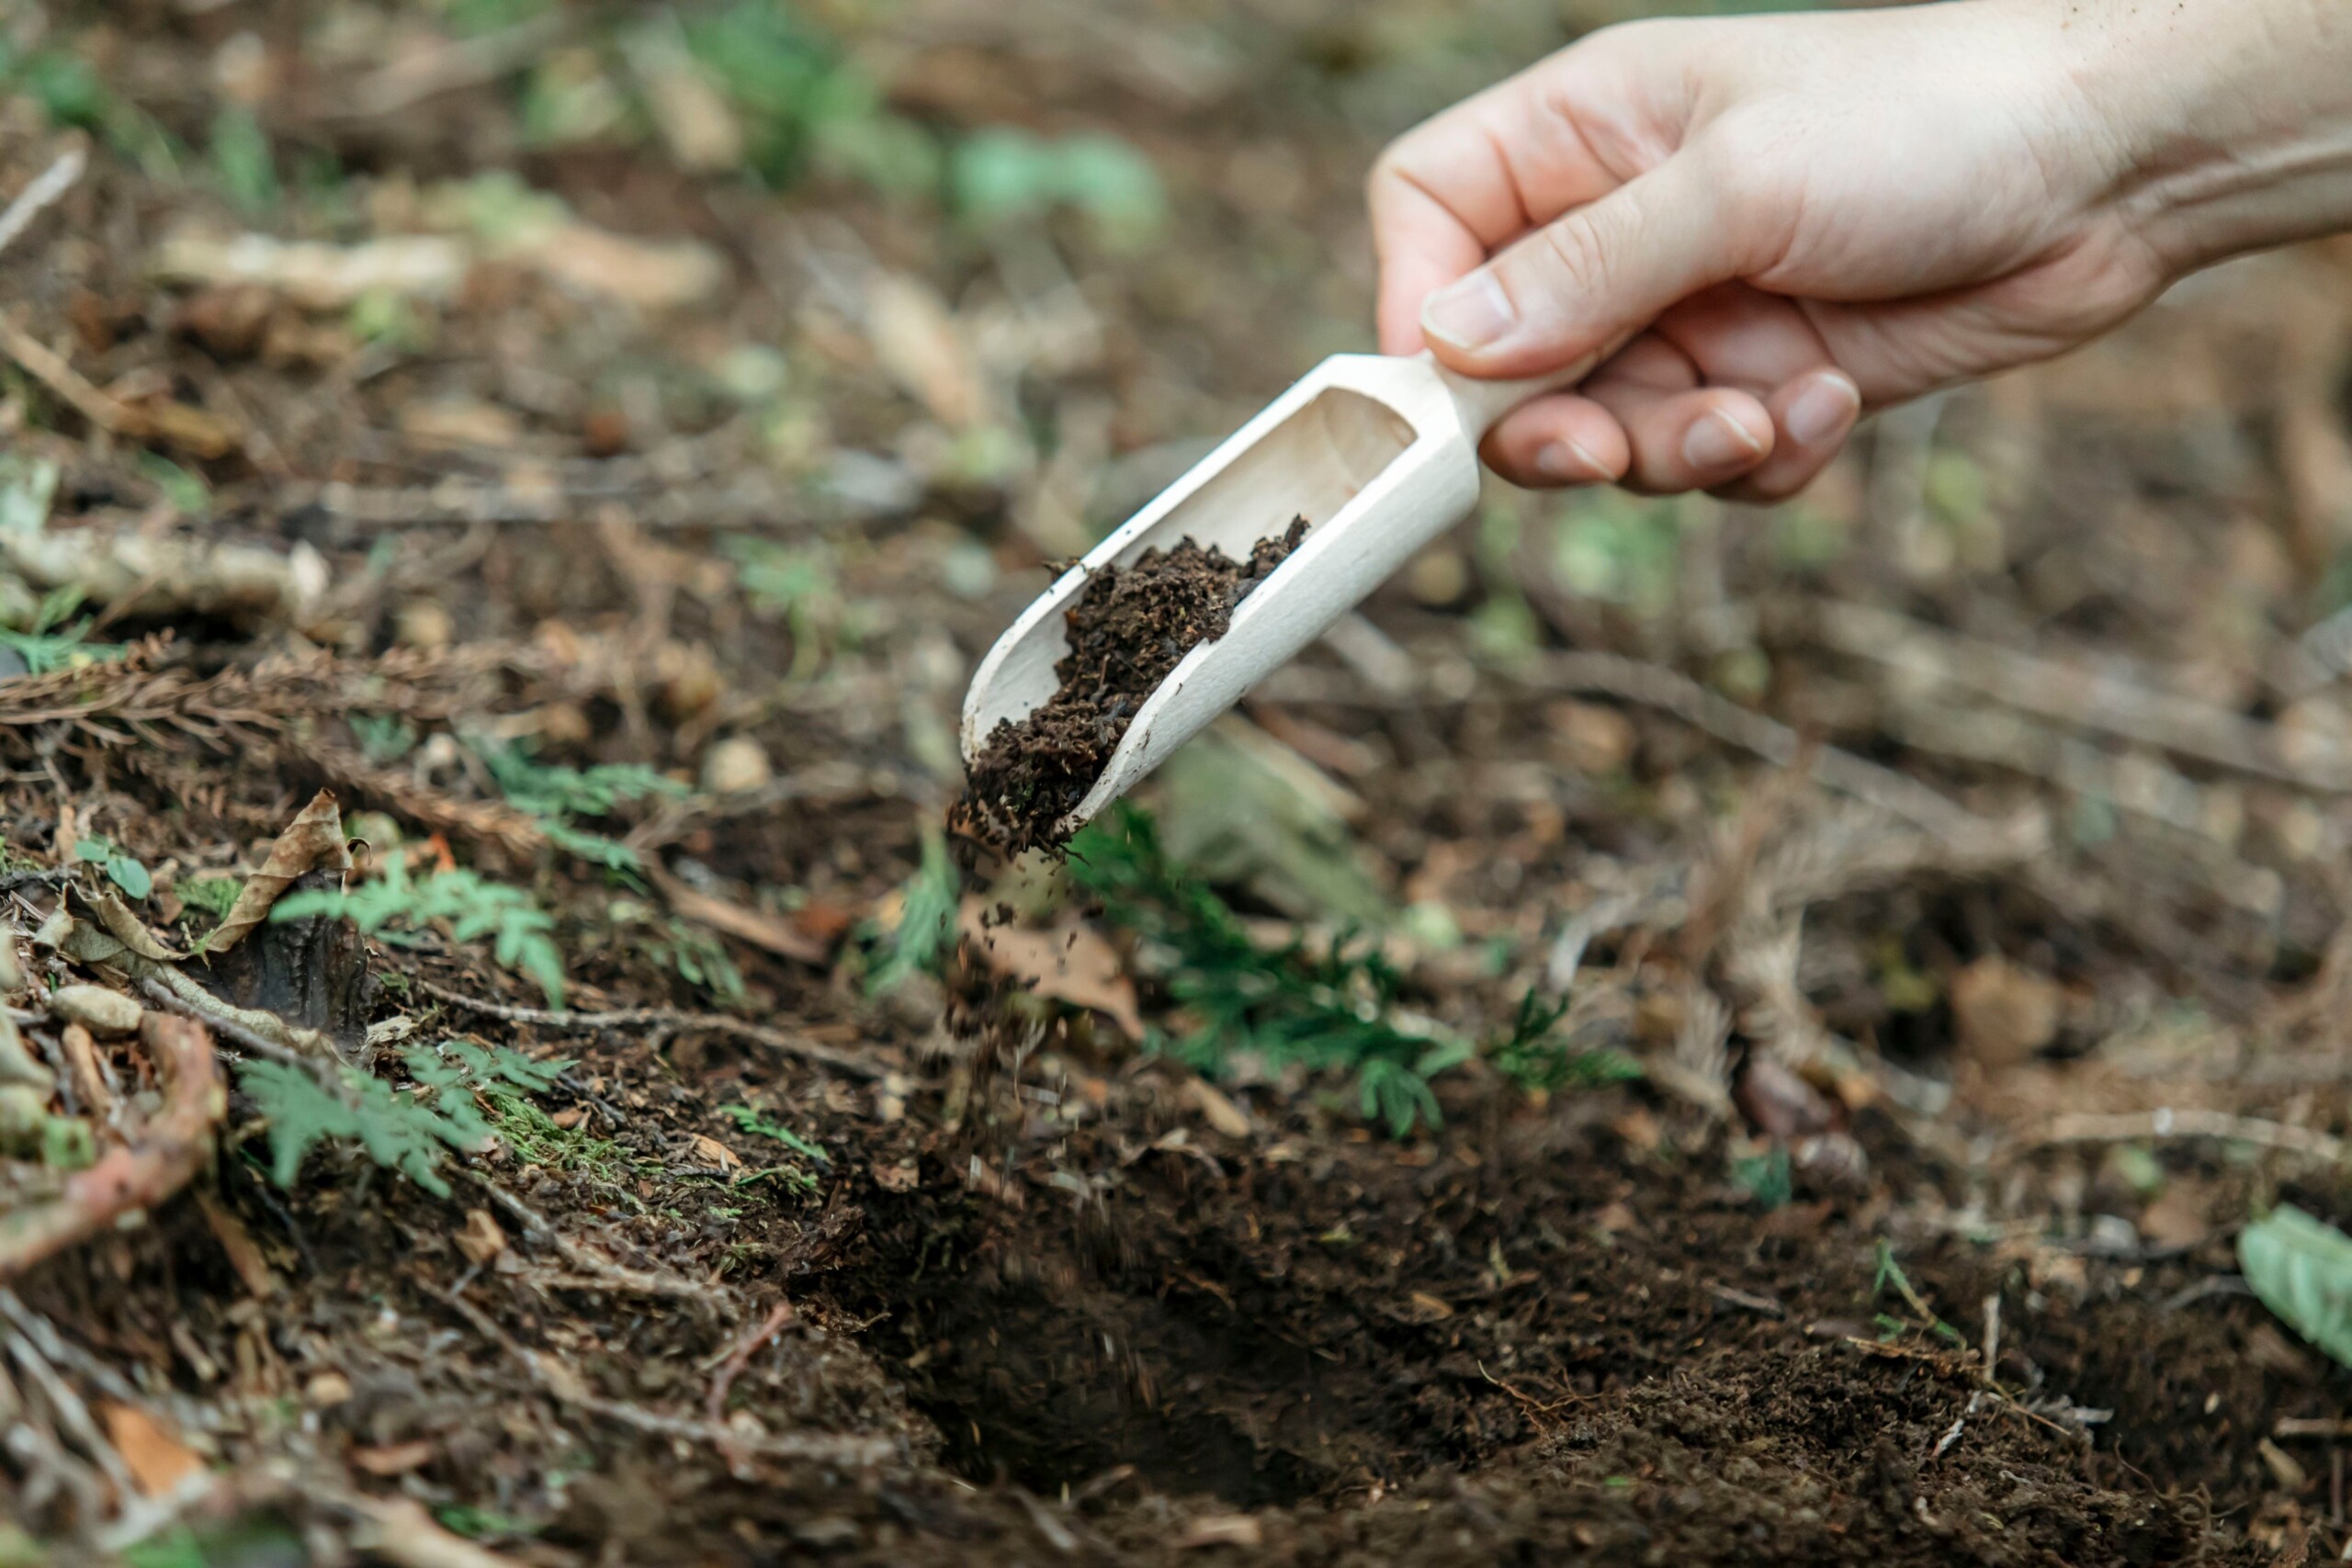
[238,1041,575,1197]
[272,850,566,1006]
[1068,805,1464,1136]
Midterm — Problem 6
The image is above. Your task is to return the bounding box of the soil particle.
[957,518,1307,856]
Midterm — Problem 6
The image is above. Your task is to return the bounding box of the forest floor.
[6,2,2352,1563]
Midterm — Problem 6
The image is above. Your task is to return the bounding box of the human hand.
[1369,0,2352,501]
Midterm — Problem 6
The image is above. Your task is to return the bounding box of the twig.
[2277,1418,2352,1440]
[469,1175,731,1306]
[0,313,136,434]
[1804,598,2352,793]
[2036,1109,2346,1164]
[707,1299,794,1440]
[0,1015,222,1280]
[442,1287,895,1467]
[0,145,85,261]
[415,978,881,1079]
[1516,649,1990,840]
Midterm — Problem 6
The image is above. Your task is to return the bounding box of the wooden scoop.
[959,347,1605,836]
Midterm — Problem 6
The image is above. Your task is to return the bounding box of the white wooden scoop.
[959,347,1602,836]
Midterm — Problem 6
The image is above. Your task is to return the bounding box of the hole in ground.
[858,1213,1374,1506]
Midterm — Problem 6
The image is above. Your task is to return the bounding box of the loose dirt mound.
[959,519,1307,854]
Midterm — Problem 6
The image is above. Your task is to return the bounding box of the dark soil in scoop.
[956,517,1307,855]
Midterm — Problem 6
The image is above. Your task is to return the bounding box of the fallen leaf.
[1182,1077,1251,1139]
[957,898,1143,1040]
[398,397,525,451]
[349,1438,435,1477]
[101,1403,203,1497]
[196,1189,277,1299]
[690,1134,741,1171]
[865,272,991,432]
[1951,955,2062,1069]
[305,1371,353,1407]
[871,1160,919,1192]
[522,225,725,311]
[455,1208,506,1265]
[208,790,352,954]
[648,863,828,964]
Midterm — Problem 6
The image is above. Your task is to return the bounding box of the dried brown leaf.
[101,1401,204,1498]
[208,789,352,955]
[957,898,1143,1039]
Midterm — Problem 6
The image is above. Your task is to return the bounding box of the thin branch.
[2035,1109,2346,1164]
[469,1175,732,1307]
[415,978,881,1079]
[0,145,85,261]
[0,1015,223,1280]
[1518,649,1987,840]
[442,1288,896,1467]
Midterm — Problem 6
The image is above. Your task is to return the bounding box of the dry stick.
[441,1288,895,1467]
[469,1175,730,1306]
[0,313,136,434]
[0,144,85,260]
[707,1298,795,1466]
[0,1015,223,1280]
[415,977,882,1079]
[1806,598,2352,793]
[2037,1109,2347,1164]
[1517,649,1989,840]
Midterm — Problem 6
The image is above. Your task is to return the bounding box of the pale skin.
[1369,0,2352,501]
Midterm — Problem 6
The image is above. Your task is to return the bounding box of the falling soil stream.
[958,518,1308,855]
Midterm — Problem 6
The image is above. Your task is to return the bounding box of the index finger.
[1367,52,1650,355]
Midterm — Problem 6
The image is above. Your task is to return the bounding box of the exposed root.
[0,1015,222,1280]
[442,1287,898,1468]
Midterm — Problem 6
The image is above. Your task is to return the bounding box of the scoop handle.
[1425,338,1629,437]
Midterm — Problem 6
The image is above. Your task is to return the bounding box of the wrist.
[2052,0,2352,276]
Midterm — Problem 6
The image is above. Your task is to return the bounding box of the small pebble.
[702,735,774,795]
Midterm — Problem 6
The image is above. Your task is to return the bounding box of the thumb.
[1419,150,1744,378]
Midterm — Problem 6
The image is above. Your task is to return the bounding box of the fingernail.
[1784,372,1860,446]
[1534,437,1605,484]
[1683,410,1764,473]
[1421,272,1516,351]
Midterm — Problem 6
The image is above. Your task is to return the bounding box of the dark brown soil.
[958,519,1308,855]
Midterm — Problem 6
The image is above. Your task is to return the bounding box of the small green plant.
[722,536,844,680]
[273,850,567,1006]
[682,1,936,195]
[722,1102,829,1191]
[2240,1205,2352,1370]
[1487,990,1644,1095]
[865,823,958,994]
[1871,1239,1966,1346]
[1729,1145,1792,1211]
[952,128,1167,244]
[177,875,242,921]
[1069,806,1468,1136]
[70,832,153,899]
[136,452,211,518]
[609,897,750,1010]
[240,1042,572,1198]
[209,104,277,215]
[470,734,686,874]
[351,713,418,762]
[1,587,125,677]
